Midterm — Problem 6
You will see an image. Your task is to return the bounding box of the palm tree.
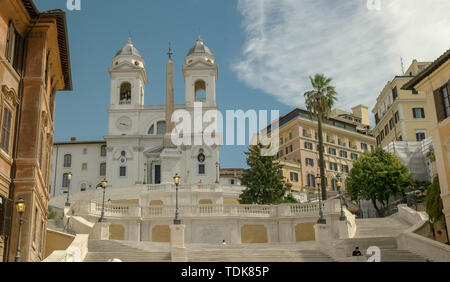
[304,74,337,200]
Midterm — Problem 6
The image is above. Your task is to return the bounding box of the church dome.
[186,36,213,57]
[115,38,142,57]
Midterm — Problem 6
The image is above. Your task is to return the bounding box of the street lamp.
[215,162,219,184]
[173,174,181,225]
[65,172,72,207]
[15,197,25,262]
[316,174,326,224]
[98,179,108,222]
[336,174,346,221]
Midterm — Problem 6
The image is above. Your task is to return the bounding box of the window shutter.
[421,108,425,118]
[0,198,13,236]
[5,21,15,63]
[12,31,24,74]
[434,89,446,122]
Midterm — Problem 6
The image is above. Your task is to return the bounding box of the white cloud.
[234,0,450,114]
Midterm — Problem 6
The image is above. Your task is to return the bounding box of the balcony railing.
[75,201,336,220]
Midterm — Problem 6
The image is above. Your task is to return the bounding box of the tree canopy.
[346,147,412,217]
[239,143,296,204]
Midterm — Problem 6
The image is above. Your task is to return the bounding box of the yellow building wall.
[44,230,75,259]
[241,225,268,243]
[109,224,125,241]
[152,225,171,243]
[295,223,315,242]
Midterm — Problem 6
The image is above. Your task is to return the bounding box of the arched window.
[100,145,107,157]
[62,173,70,188]
[194,80,206,101]
[148,124,155,135]
[120,82,131,104]
[157,121,166,135]
[80,183,87,192]
[63,154,72,167]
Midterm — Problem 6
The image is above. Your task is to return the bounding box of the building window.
[101,145,107,157]
[62,173,70,188]
[83,148,88,154]
[119,82,132,104]
[279,138,284,145]
[32,207,38,243]
[328,147,337,156]
[288,132,293,140]
[120,166,127,177]
[361,143,368,151]
[82,163,87,170]
[39,132,44,169]
[305,158,314,167]
[435,84,450,121]
[100,163,106,176]
[370,145,375,152]
[194,80,206,101]
[80,183,87,192]
[375,113,380,125]
[380,130,385,140]
[290,172,299,182]
[0,107,12,153]
[329,162,338,171]
[412,108,425,119]
[230,179,235,185]
[148,124,155,135]
[342,165,349,173]
[331,179,338,191]
[157,121,166,135]
[416,132,426,142]
[307,174,316,187]
[304,142,313,150]
[277,150,283,158]
[285,145,293,154]
[351,153,359,160]
[412,89,419,95]
[199,164,205,175]
[394,111,400,123]
[392,86,398,101]
[6,21,25,74]
[339,150,348,158]
[303,129,311,138]
[63,154,72,168]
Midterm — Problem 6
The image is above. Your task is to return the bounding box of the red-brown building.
[0,0,72,262]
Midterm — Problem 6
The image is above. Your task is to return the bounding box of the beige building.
[403,49,450,242]
[0,0,72,262]
[372,60,433,148]
[275,108,376,197]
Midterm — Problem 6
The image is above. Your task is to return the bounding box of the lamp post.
[215,162,219,184]
[15,197,25,262]
[316,174,326,224]
[65,172,72,207]
[98,179,108,222]
[173,174,181,225]
[336,174,346,221]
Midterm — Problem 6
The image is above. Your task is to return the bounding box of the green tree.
[239,143,293,204]
[426,176,446,238]
[304,74,337,200]
[346,147,412,217]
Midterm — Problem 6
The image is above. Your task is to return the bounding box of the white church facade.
[50,37,223,196]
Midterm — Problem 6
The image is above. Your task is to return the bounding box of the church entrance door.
[154,165,161,184]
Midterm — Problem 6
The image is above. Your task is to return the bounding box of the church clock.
[116,116,132,132]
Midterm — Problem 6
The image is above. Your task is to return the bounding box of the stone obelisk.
[164,43,176,148]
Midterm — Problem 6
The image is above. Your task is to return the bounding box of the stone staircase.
[186,242,334,262]
[83,240,171,262]
[354,214,411,238]
[338,215,429,262]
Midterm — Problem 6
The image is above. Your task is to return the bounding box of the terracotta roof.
[402,48,450,91]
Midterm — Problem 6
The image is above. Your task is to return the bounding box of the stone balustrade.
[73,200,334,220]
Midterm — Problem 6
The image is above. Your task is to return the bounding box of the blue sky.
[35,0,293,169]
[35,0,450,169]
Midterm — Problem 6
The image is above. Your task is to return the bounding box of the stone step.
[84,252,171,262]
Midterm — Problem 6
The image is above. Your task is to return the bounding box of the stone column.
[91,222,110,240]
[170,224,187,262]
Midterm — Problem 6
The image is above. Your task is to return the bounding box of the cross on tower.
[168,42,173,59]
